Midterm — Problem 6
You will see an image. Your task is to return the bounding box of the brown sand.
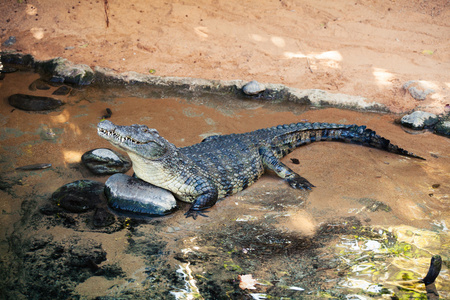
[1,0,449,113]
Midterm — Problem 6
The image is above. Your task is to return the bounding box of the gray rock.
[403,81,435,100]
[435,120,450,137]
[51,180,105,213]
[401,111,438,129]
[2,36,16,46]
[8,94,64,111]
[243,80,266,95]
[82,148,132,175]
[105,173,177,216]
[37,57,94,85]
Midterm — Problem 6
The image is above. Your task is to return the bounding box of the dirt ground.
[1,0,449,114]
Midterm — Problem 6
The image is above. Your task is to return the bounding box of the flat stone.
[8,94,64,111]
[82,148,132,175]
[403,81,435,101]
[105,173,177,216]
[243,80,266,95]
[401,111,438,129]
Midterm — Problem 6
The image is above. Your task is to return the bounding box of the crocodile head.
[97,120,170,160]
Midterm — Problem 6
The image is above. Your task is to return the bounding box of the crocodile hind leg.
[259,146,314,190]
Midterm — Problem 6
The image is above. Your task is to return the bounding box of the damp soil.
[0,71,449,299]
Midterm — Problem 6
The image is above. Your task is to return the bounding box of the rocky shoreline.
[2,51,448,136]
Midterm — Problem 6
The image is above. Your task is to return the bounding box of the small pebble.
[243,80,266,95]
[2,36,16,46]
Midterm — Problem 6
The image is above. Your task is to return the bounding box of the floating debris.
[102,107,112,119]
[423,255,442,300]
[290,158,300,164]
[15,163,52,171]
[170,263,203,300]
[239,274,259,290]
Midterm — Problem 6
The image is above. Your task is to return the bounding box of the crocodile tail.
[270,123,424,160]
[340,125,425,160]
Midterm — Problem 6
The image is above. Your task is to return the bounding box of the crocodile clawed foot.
[185,209,210,219]
[286,174,315,190]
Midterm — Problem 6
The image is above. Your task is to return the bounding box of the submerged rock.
[401,111,438,129]
[0,66,18,73]
[435,120,450,137]
[51,180,105,213]
[243,80,266,95]
[37,124,60,141]
[52,85,71,95]
[105,173,177,216]
[28,78,51,91]
[82,148,132,175]
[8,93,64,111]
[403,81,435,101]
[93,207,116,227]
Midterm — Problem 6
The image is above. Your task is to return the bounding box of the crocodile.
[97,120,424,219]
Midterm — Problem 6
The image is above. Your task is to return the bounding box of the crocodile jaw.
[97,120,168,160]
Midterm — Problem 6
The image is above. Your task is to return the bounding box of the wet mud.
[0,71,448,299]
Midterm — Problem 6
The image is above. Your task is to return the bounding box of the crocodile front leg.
[185,185,219,219]
[259,146,315,190]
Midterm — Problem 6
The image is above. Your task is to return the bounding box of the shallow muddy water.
[0,71,449,299]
